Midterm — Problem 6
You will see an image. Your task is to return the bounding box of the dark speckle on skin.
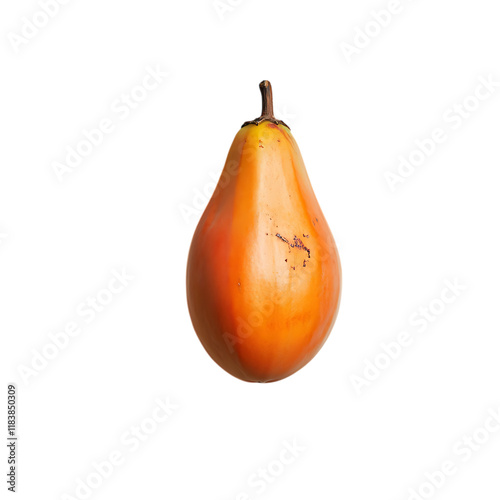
[275,233,312,259]
[303,234,309,238]
[292,266,295,270]
[275,233,289,244]
[292,235,311,259]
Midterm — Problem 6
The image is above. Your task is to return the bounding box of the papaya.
[186,81,341,382]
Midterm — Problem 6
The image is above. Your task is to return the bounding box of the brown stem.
[260,80,274,119]
[241,80,290,129]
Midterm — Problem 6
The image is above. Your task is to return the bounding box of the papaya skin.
[186,82,341,383]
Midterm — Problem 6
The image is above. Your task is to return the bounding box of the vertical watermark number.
[7,385,17,493]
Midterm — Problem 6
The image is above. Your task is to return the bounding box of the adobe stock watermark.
[60,396,179,500]
[403,404,500,500]
[178,160,238,225]
[340,0,417,64]
[350,277,466,394]
[51,65,169,183]
[227,439,305,500]
[275,105,296,124]
[17,268,134,385]
[384,74,499,191]
[7,0,72,54]
[213,0,244,21]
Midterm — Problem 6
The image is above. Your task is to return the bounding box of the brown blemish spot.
[275,233,311,259]
[292,235,311,258]
[277,139,281,142]
[285,259,287,262]
[303,234,309,238]
[315,217,319,222]
[275,233,290,244]
[292,266,295,270]
[265,232,268,235]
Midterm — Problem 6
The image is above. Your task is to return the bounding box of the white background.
[2,0,500,499]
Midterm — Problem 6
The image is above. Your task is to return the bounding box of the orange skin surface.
[186,122,341,382]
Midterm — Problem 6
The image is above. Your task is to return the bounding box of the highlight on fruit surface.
[186,80,341,383]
